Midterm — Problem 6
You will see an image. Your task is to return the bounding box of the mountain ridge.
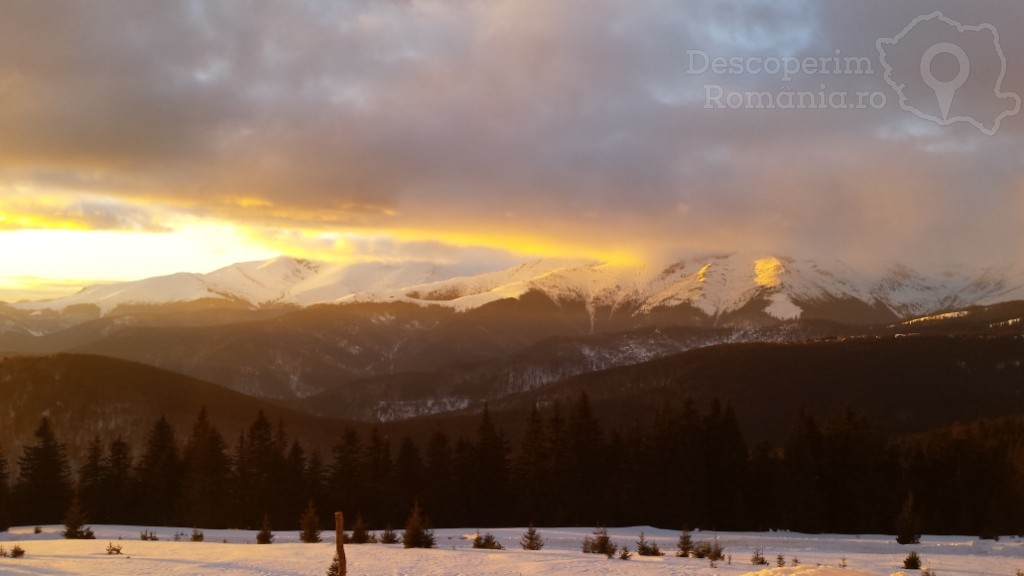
[10,254,1024,327]
[0,353,359,464]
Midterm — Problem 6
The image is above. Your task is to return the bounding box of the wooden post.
[335,511,347,575]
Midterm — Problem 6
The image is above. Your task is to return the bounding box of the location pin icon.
[920,42,970,120]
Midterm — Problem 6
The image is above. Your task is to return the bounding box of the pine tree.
[903,550,922,569]
[61,496,95,539]
[135,415,182,526]
[350,514,371,544]
[180,408,231,529]
[304,450,329,527]
[283,441,309,528]
[242,412,288,529]
[328,428,365,527]
[463,405,511,525]
[423,429,455,526]
[0,449,10,531]
[14,416,74,524]
[472,531,504,550]
[379,524,399,544]
[99,436,134,524]
[896,492,922,545]
[401,502,435,549]
[636,532,663,556]
[391,436,423,522]
[700,399,747,528]
[564,394,609,525]
[230,430,250,527]
[676,529,694,557]
[781,410,827,533]
[77,437,106,523]
[520,523,544,550]
[514,405,551,523]
[545,402,569,526]
[300,501,322,543]
[582,525,616,557]
[364,427,392,527]
[256,513,274,544]
[820,408,888,534]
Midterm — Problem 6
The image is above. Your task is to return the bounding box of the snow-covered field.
[1,525,1021,576]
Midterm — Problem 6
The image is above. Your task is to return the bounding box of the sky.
[1,0,1022,301]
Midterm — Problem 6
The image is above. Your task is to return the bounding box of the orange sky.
[2,2,1022,302]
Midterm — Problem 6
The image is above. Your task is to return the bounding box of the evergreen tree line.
[1,396,1022,536]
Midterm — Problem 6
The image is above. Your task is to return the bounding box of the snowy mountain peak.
[12,254,1024,323]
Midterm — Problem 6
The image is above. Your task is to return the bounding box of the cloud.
[0,0,1021,271]
[0,276,113,304]
[0,192,170,232]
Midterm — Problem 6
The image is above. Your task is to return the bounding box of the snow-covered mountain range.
[12,254,1024,323]
[4,255,1024,422]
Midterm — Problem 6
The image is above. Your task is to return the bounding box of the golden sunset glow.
[0,224,275,301]
[1,2,1021,303]
[0,196,643,301]
[754,257,785,288]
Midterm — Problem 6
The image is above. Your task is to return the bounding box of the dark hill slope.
[488,335,1024,445]
[0,354,354,465]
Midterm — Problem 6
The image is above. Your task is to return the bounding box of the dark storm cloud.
[0,0,1021,268]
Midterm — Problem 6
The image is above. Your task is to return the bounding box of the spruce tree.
[520,523,544,550]
[14,416,74,524]
[242,412,288,529]
[350,514,371,544]
[514,405,551,523]
[77,437,106,523]
[256,513,274,544]
[230,430,250,527]
[472,531,504,550]
[423,429,455,526]
[545,402,569,526]
[903,550,922,569]
[781,410,827,533]
[328,428,365,527]
[61,496,95,539]
[676,529,694,557]
[363,427,391,528]
[896,493,922,545]
[636,532,663,556]
[465,405,511,525]
[135,415,182,526]
[700,399,748,528]
[181,408,231,529]
[0,449,10,531]
[379,524,399,544]
[300,501,322,543]
[303,450,329,526]
[99,436,134,524]
[284,441,309,528]
[581,525,617,557]
[401,502,435,549]
[564,394,608,525]
[391,436,423,522]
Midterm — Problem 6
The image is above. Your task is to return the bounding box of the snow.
[901,310,970,326]
[1,526,1021,576]
[746,568,874,576]
[11,258,473,315]
[12,254,1024,323]
[764,293,803,321]
[990,318,1021,328]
